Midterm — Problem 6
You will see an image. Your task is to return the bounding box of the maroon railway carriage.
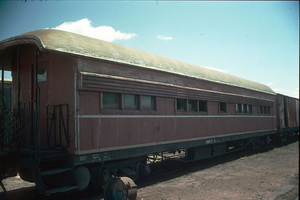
[276,94,299,140]
[0,30,280,196]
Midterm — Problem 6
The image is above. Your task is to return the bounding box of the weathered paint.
[277,94,286,129]
[0,30,278,161]
[0,29,275,95]
[74,129,277,164]
[5,44,76,149]
[74,46,277,156]
[277,94,299,131]
[77,112,276,153]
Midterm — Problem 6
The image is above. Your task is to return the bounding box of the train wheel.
[74,166,90,191]
[104,177,137,200]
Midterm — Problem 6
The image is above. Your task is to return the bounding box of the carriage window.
[142,95,156,110]
[176,98,186,111]
[243,104,248,113]
[263,106,267,114]
[236,104,242,113]
[37,68,47,82]
[188,100,197,112]
[124,94,138,110]
[259,106,270,114]
[103,92,120,109]
[219,102,227,113]
[259,106,263,114]
[248,105,252,113]
[266,106,270,114]
[199,100,207,112]
[236,104,252,114]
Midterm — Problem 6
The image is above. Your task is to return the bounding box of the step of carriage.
[39,158,74,180]
[39,165,90,194]
[38,166,79,195]
[45,185,78,195]
[40,167,73,176]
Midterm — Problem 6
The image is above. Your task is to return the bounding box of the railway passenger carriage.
[0,30,298,198]
[276,94,299,140]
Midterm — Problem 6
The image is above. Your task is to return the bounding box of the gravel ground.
[0,141,298,200]
[137,141,299,200]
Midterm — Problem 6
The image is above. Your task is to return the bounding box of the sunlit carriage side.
[0,29,298,197]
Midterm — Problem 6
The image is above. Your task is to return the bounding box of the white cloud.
[52,18,137,42]
[156,35,173,41]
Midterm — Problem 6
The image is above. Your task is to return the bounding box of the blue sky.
[0,1,299,98]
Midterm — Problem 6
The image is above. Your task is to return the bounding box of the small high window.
[267,106,271,114]
[263,106,267,114]
[236,104,252,114]
[199,100,208,112]
[188,100,197,112]
[248,105,252,113]
[219,102,227,113]
[259,106,270,114]
[37,68,47,82]
[236,104,242,113]
[259,106,263,114]
[103,92,120,109]
[142,95,156,110]
[124,94,138,110]
[243,104,248,113]
[176,98,186,111]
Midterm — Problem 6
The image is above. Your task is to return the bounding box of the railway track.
[137,140,298,200]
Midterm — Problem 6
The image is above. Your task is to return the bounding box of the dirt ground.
[0,141,298,200]
[137,141,299,200]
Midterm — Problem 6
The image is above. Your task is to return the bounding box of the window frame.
[236,103,242,113]
[199,100,208,112]
[176,98,187,112]
[242,104,248,113]
[123,94,139,110]
[267,106,271,114]
[219,102,227,113]
[141,95,156,111]
[101,92,121,110]
[248,105,253,113]
[187,99,198,112]
[37,68,48,82]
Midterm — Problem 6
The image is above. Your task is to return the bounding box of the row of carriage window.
[102,92,271,114]
[102,92,156,110]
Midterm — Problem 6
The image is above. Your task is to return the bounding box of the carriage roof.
[0,29,275,95]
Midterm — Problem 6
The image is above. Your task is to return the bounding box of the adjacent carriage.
[0,30,298,197]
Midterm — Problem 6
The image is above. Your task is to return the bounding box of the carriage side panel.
[76,58,277,155]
